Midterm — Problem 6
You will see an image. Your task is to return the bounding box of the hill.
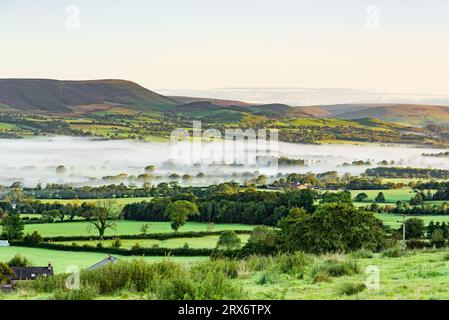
[0,79,176,114]
[336,104,449,126]
[295,103,449,126]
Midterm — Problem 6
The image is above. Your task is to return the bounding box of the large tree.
[89,200,121,239]
[164,200,198,231]
[1,213,24,240]
[278,204,386,254]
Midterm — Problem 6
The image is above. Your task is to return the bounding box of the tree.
[320,191,352,205]
[89,200,120,239]
[23,231,43,244]
[355,193,369,202]
[375,192,386,203]
[403,218,425,239]
[431,229,446,248]
[8,254,32,267]
[277,203,386,254]
[216,231,242,250]
[256,175,269,186]
[140,223,150,235]
[164,200,199,231]
[1,213,24,240]
[242,226,278,255]
[0,262,13,285]
[410,193,424,206]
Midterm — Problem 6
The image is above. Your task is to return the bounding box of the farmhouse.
[9,263,54,281]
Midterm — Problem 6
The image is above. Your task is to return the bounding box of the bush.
[381,244,407,258]
[111,238,122,249]
[406,239,430,250]
[8,254,33,267]
[23,231,43,245]
[338,282,366,296]
[309,258,359,279]
[311,271,332,283]
[349,249,374,259]
[274,252,311,277]
[255,271,279,285]
[431,230,446,248]
[243,255,274,272]
[52,287,98,300]
[191,259,239,279]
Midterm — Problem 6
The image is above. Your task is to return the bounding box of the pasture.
[55,234,250,250]
[0,246,206,274]
[15,221,254,237]
[350,188,416,203]
[375,213,449,228]
[38,197,152,205]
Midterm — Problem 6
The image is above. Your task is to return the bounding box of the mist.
[0,137,447,187]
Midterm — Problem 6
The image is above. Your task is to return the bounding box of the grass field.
[55,234,250,249]
[9,221,255,237]
[238,249,449,299]
[375,213,449,228]
[38,197,152,205]
[350,188,416,203]
[0,246,206,273]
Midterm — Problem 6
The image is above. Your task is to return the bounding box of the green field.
[8,221,254,237]
[38,197,152,205]
[375,213,449,228]
[56,234,250,249]
[350,188,416,203]
[0,246,206,274]
[237,249,449,299]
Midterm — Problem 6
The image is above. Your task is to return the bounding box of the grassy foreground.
[0,246,206,273]
[3,248,449,300]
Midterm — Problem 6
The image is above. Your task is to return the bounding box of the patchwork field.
[350,188,416,203]
[38,197,152,205]
[375,213,449,228]
[10,221,255,237]
[55,234,250,249]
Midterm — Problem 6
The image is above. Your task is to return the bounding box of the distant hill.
[0,79,176,114]
[296,103,449,126]
[169,96,253,107]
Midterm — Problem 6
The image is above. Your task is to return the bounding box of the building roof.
[10,266,54,281]
[88,255,119,271]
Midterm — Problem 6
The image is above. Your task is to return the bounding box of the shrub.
[52,286,98,300]
[255,271,279,285]
[381,244,407,258]
[338,282,366,296]
[243,255,274,272]
[274,252,312,277]
[311,271,332,283]
[7,254,33,267]
[96,242,103,249]
[309,259,359,279]
[406,239,430,250]
[153,276,195,300]
[111,238,122,249]
[131,243,142,251]
[431,230,446,248]
[23,231,43,245]
[190,259,239,279]
[349,249,374,259]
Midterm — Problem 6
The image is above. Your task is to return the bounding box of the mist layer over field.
[0,137,447,187]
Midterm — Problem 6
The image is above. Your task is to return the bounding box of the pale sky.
[1,0,449,98]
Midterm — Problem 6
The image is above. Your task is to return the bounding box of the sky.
[1,0,449,104]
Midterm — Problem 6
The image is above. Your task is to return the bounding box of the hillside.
[296,103,449,126]
[0,79,176,114]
